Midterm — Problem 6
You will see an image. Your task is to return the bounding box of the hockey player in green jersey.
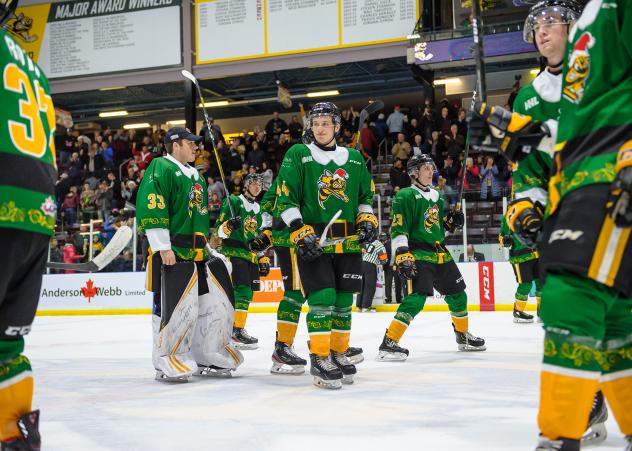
[138,127,243,382]
[217,172,268,350]
[470,1,632,448]
[0,1,55,446]
[499,215,541,323]
[275,102,377,389]
[377,154,486,361]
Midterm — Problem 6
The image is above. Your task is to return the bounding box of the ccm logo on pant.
[4,325,32,336]
[342,274,362,279]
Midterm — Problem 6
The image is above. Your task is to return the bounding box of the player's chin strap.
[313,138,337,152]
[411,178,431,192]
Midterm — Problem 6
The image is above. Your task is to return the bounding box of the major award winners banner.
[195,0,419,64]
[8,0,182,79]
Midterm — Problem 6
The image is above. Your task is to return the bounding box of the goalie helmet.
[407,154,437,177]
[0,0,18,26]
[523,0,583,43]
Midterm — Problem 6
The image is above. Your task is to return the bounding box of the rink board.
[36,262,527,315]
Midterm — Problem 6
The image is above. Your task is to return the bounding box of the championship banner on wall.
[8,0,182,79]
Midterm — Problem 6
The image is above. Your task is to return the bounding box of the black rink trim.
[0,152,56,195]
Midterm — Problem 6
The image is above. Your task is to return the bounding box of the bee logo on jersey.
[317,168,349,209]
[424,204,439,232]
[188,183,206,217]
[563,31,595,104]
[244,216,258,234]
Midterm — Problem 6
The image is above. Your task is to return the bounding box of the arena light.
[99,110,128,118]
[306,90,340,98]
[199,100,230,108]
[123,122,151,129]
[98,86,126,91]
[166,119,186,125]
[433,78,460,86]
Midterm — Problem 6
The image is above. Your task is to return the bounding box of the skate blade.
[376,351,408,362]
[342,374,354,385]
[270,362,305,375]
[232,341,258,350]
[581,422,607,446]
[195,367,233,378]
[458,344,487,352]
[513,317,535,324]
[312,376,342,390]
[155,370,189,383]
[347,354,364,365]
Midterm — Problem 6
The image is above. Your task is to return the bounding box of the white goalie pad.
[191,257,244,372]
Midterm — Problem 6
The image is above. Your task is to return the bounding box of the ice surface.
[27,312,624,451]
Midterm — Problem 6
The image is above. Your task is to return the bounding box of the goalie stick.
[46,226,133,272]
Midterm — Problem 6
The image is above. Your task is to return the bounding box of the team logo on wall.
[188,183,207,217]
[6,13,39,44]
[424,204,439,232]
[317,168,349,209]
[563,31,594,104]
[244,216,258,234]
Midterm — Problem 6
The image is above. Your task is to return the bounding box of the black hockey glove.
[444,209,464,233]
[289,220,322,262]
[499,234,513,248]
[220,216,242,237]
[394,247,418,281]
[257,255,271,277]
[355,212,379,244]
[506,198,545,248]
[606,150,632,228]
[469,102,549,163]
[249,228,273,252]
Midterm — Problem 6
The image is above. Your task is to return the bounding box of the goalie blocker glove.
[355,212,378,244]
[469,101,550,163]
[606,147,632,227]
[289,220,322,262]
[506,198,545,248]
[394,247,418,280]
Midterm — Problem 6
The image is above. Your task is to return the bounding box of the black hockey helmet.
[523,0,583,43]
[407,154,437,176]
[244,172,264,189]
[308,102,341,127]
[0,0,18,27]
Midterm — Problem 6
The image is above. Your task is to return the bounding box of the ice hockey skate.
[377,332,409,361]
[309,353,343,390]
[195,364,234,378]
[513,307,535,323]
[581,390,608,446]
[535,437,579,450]
[624,435,632,451]
[346,346,364,365]
[271,341,307,375]
[331,350,356,384]
[232,327,259,350]
[453,325,486,351]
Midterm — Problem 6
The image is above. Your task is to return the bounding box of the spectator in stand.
[138,145,153,170]
[406,117,423,140]
[420,106,436,140]
[374,112,388,143]
[61,186,79,226]
[67,152,83,186]
[456,108,468,137]
[208,192,222,228]
[340,107,359,135]
[112,129,132,167]
[48,237,63,273]
[445,123,465,158]
[428,130,445,165]
[207,175,225,200]
[391,133,411,163]
[55,172,72,214]
[265,111,288,143]
[459,244,486,262]
[458,156,481,190]
[389,158,410,192]
[83,143,105,180]
[479,156,503,201]
[95,179,113,220]
[288,115,304,143]
[58,128,77,168]
[247,141,266,169]
[200,118,224,151]
[99,140,114,168]
[80,183,97,222]
[341,128,355,147]
[231,175,243,196]
[437,106,452,137]
[105,171,122,210]
[360,120,378,161]
[121,180,138,206]
[62,240,84,274]
[436,175,456,208]
[386,105,405,142]
[440,155,459,186]
[411,134,424,156]
[228,140,243,174]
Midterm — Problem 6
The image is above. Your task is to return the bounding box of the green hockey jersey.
[217,194,262,262]
[260,178,291,248]
[550,0,632,215]
[499,215,538,264]
[137,155,209,261]
[512,69,559,205]
[276,143,374,254]
[0,28,57,236]
[390,185,452,264]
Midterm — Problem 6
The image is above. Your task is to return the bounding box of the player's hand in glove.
[499,234,513,248]
[257,255,271,277]
[394,247,418,280]
[506,198,544,248]
[289,220,322,262]
[249,229,272,252]
[355,212,379,244]
[469,102,549,163]
[606,149,632,227]
[444,209,464,233]
[220,216,242,237]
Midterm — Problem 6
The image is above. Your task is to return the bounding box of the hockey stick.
[46,226,133,272]
[356,100,384,152]
[181,69,236,219]
[318,209,360,247]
